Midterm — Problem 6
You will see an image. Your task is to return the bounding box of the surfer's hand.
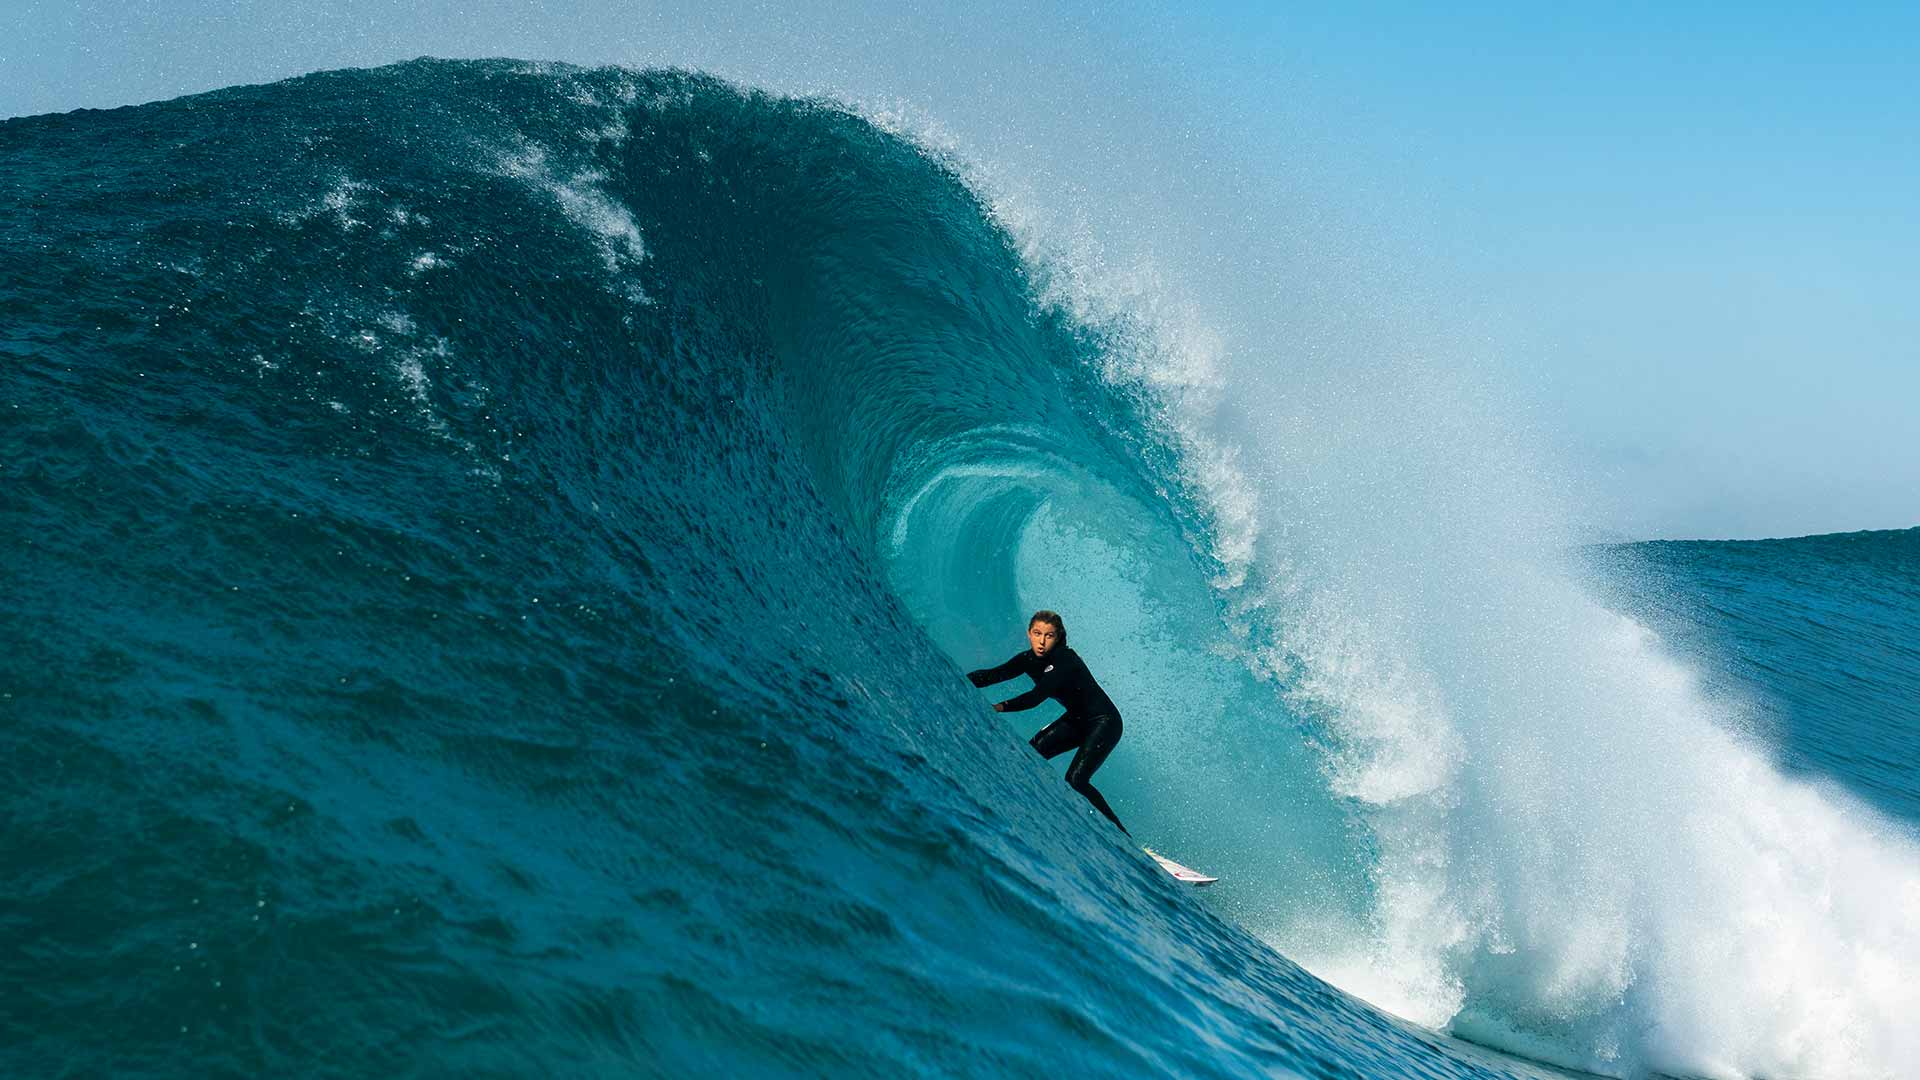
[992,701,1006,713]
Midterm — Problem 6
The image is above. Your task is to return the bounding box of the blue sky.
[6,1,1914,539]
[1194,5,1919,538]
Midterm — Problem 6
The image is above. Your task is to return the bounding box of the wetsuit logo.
[1043,665,1054,673]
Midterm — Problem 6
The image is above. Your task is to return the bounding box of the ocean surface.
[5,60,1917,1079]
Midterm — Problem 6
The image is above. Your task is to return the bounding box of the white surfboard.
[1143,847,1218,886]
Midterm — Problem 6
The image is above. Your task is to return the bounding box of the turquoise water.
[4,61,1916,1079]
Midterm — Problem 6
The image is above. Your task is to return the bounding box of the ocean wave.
[5,59,1916,1079]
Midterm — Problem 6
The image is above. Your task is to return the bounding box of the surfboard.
[1143,847,1218,886]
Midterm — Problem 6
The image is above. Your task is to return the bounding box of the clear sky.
[1189,5,1920,540]
[6,1,1914,539]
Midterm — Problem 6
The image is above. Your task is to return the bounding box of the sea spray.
[976,115,1920,1073]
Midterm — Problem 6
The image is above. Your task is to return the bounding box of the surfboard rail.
[1142,847,1218,886]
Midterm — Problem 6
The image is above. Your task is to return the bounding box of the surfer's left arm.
[967,653,1027,688]
[993,665,1063,713]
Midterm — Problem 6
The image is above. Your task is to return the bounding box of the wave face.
[3,60,1916,1079]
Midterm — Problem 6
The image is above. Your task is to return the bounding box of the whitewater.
[4,60,1918,1080]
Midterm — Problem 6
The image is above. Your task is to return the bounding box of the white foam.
[1227,393,1920,1078]
[910,125,1920,1078]
[494,142,650,302]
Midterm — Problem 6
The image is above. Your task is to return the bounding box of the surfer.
[968,611,1129,835]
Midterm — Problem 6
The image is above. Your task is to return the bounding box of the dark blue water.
[1592,531,1920,824]
[5,60,1916,1079]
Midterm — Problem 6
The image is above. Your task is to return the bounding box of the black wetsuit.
[968,646,1128,834]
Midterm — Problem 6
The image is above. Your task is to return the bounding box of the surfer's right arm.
[967,652,1028,688]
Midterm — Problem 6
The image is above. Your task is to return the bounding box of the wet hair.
[1027,610,1067,648]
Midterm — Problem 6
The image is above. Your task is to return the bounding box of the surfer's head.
[1027,610,1066,656]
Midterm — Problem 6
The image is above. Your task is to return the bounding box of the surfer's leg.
[1028,713,1086,760]
[1063,714,1127,835]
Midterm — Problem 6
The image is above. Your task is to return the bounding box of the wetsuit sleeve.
[967,652,1028,688]
[997,665,1065,712]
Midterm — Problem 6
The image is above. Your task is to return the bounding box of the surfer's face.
[1027,621,1060,656]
